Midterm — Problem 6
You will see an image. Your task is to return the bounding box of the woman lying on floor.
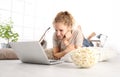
[42,11,117,63]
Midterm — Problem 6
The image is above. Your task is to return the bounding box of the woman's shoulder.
[72,28,83,40]
[72,28,81,35]
[53,32,59,41]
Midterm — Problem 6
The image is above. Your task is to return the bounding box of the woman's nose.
[56,31,60,36]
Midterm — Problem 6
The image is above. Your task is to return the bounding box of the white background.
[0,0,120,51]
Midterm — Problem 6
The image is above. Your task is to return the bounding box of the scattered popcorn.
[71,47,98,68]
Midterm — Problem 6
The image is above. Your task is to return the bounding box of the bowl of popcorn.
[71,47,98,68]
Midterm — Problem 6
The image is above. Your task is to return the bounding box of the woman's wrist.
[63,40,69,46]
[63,49,69,54]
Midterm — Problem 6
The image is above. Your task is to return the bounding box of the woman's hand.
[63,38,69,46]
[63,31,72,46]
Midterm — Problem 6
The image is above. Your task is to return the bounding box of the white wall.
[36,0,119,50]
[0,0,120,51]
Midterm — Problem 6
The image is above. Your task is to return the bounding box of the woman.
[52,11,83,60]
[45,11,112,62]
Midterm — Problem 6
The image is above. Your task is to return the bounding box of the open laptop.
[10,41,63,65]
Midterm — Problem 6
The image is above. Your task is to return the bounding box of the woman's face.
[54,23,70,40]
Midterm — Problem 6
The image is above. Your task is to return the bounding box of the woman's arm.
[53,47,66,59]
[53,44,75,59]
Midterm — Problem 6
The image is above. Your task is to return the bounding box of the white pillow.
[97,47,118,61]
[60,47,118,63]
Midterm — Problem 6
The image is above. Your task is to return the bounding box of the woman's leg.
[87,32,96,41]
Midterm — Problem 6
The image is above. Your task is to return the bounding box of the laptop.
[10,41,63,65]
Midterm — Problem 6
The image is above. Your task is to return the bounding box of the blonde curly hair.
[53,11,75,27]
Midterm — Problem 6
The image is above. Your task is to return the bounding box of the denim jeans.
[83,38,94,47]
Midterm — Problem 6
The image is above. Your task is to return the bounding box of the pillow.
[96,47,118,62]
[0,48,18,60]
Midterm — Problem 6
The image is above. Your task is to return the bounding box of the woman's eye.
[55,29,63,32]
[60,30,63,32]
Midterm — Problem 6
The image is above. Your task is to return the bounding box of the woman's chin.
[57,37,63,40]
